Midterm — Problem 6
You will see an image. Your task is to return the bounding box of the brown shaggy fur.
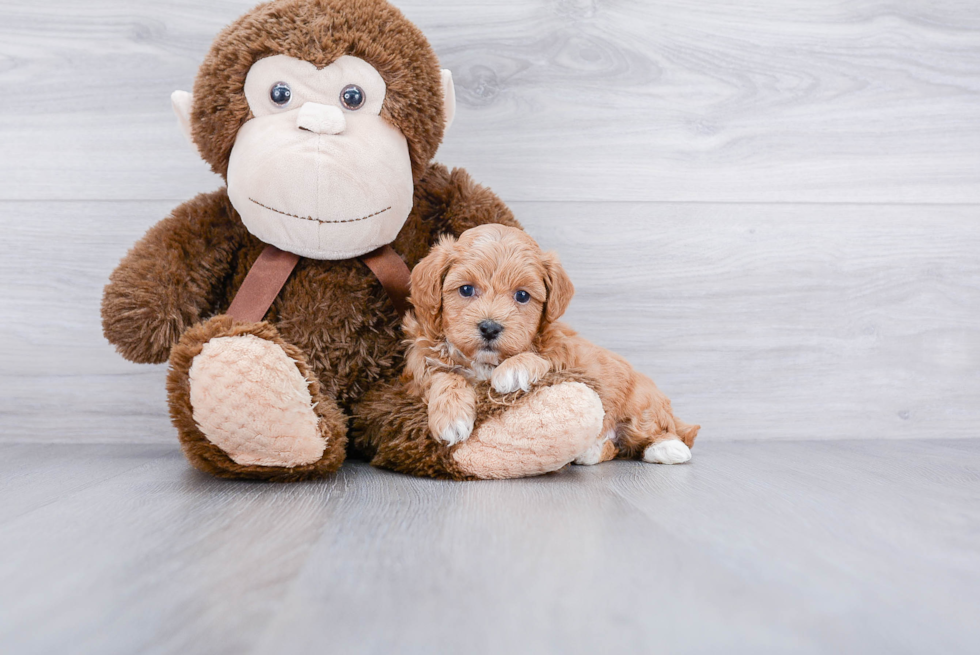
[352,369,599,480]
[402,225,699,463]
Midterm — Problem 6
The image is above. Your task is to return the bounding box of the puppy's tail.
[675,419,700,448]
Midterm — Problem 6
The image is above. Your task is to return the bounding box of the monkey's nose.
[478,320,504,342]
[296,103,347,135]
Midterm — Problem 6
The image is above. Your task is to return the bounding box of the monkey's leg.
[167,316,348,481]
[354,370,604,480]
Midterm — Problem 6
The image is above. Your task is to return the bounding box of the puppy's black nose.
[478,319,504,341]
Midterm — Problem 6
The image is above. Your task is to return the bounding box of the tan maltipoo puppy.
[403,224,699,465]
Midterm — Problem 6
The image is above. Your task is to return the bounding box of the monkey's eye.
[270,82,292,107]
[459,285,476,298]
[514,290,531,304]
[340,84,366,110]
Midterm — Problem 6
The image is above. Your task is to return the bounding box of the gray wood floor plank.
[253,460,810,654]
[0,440,977,654]
[605,439,980,654]
[0,443,173,524]
[0,448,352,655]
[2,200,977,443]
[0,0,977,202]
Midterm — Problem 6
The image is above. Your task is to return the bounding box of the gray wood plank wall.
[1,0,978,443]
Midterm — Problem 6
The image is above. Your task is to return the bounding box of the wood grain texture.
[2,200,977,443]
[0,0,977,202]
[0,440,977,654]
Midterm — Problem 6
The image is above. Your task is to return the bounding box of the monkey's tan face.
[226,55,415,259]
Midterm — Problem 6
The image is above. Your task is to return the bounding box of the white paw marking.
[437,416,474,446]
[643,439,692,465]
[574,429,614,466]
[574,440,605,466]
[492,366,531,394]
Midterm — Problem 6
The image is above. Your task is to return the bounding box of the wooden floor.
[1,440,978,654]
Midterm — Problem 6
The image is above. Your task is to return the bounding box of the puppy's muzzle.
[478,319,504,343]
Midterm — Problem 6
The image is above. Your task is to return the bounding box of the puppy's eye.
[459,285,476,298]
[270,82,292,107]
[340,84,366,110]
[514,290,531,304]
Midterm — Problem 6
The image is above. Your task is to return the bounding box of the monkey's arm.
[101,189,246,364]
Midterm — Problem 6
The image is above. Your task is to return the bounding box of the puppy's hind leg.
[674,418,700,448]
[617,375,700,464]
[642,438,692,465]
[573,418,619,466]
[618,399,695,466]
[645,417,700,463]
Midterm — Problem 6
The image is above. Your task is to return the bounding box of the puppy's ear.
[410,234,457,336]
[542,251,574,323]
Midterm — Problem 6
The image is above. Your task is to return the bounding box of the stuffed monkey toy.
[101,0,605,481]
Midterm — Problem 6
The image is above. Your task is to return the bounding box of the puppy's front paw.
[428,403,476,446]
[427,373,477,447]
[434,415,474,446]
[491,353,549,394]
[492,365,532,394]
[643,439,692,465]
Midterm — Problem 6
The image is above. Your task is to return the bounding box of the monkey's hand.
[491,352,551,395]
[427,372,477,446]
[101,190,244,364]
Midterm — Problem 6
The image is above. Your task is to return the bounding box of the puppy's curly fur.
[403,224,699,464]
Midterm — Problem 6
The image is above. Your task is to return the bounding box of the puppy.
[403,224,699,465]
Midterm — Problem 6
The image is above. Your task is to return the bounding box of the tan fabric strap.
[360,244,413,316]
[226,245,301,323]
[226,243,412,324]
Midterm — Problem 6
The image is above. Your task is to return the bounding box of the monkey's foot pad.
[454,381,605,479]
[188,334,324,467]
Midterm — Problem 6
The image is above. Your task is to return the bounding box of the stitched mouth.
[249,198,391,225]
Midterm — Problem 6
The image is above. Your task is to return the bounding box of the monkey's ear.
[410,235,457,337]
[170,90,195,148]
[542,251,575,324]
[441,70,456,133]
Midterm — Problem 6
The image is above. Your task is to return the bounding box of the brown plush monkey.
[101,0,604,481]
